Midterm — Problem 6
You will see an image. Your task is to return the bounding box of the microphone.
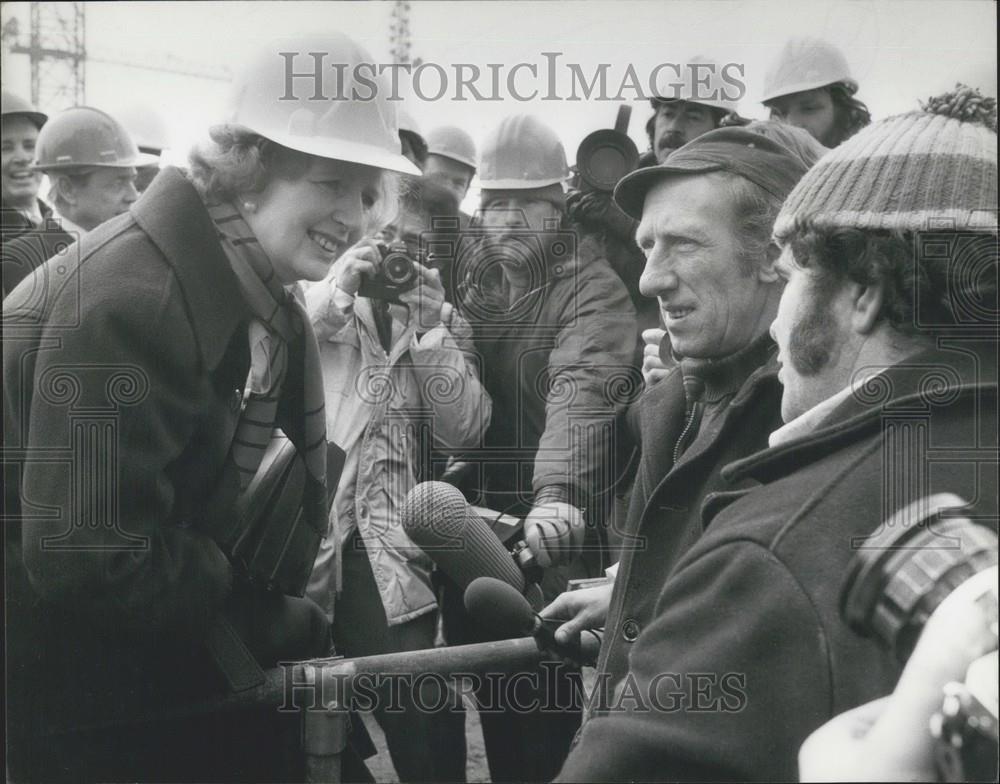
[464,576,584,662]
[401,481,526,593]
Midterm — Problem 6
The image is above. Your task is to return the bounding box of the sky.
[2,0,996,192]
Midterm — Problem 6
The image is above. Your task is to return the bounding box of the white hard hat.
[221,33,419,175]
[762,37,858,104]
[426,125,477,170]
[32,106,159,171]
[651,55,739,114]
[113,103,171,154]
[479,114,568,189]
[1,89,47,129]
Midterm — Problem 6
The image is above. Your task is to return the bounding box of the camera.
[358,241,419,303]
[571,105,639,194]
[841,492,998,781]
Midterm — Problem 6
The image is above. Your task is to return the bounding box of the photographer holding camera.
[304,182,490,783]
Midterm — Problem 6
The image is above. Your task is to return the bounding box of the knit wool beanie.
[774,84,998,238]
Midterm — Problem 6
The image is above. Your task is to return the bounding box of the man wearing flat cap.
[555,88,997,782]
[542,126,812,751]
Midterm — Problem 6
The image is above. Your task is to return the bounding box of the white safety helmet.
[113,103,171,155]
[762,37,858,104]
[478,114,568,189]
[651,55,739,114]
[221,33,419,175]
[426,125,477,171]
[32,106,159,171]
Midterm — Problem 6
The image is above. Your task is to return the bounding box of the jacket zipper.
[673,402,702,465]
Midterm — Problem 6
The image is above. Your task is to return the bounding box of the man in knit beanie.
[555,86,997,782]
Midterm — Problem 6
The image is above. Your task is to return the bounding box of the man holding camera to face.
[304,183,491,782]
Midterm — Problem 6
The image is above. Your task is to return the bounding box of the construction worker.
[4,31,417,782]
[114,102,171,191]
[645,55,741,164]
[1,89,50,243]
[569,56,741,337]
[2,105,155,298]
[423,125,477,205]
[762,36,872,147]
[442,113,640,783]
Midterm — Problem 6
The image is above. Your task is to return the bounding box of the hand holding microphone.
[464,576,592,665]
[540,581,614,650]
[524,501,586,568]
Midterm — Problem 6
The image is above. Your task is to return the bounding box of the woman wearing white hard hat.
[762,37,872,147]
[5,32,414,783]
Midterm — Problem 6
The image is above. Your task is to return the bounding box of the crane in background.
[3,1,418,115]
[1,1,230,116]
[389,0,421,67]
[2,2,85,111]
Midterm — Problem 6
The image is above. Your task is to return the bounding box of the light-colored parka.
[305,283,491,624]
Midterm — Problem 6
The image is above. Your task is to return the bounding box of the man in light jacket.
[305,184,491,782]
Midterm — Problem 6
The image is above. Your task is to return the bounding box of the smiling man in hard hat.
[2,106,156,297]
[1,89,50,246]
[762,37,872,147]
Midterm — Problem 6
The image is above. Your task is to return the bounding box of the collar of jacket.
[722,343,998,486]
[679,332,777,405]
[130,167,250,370]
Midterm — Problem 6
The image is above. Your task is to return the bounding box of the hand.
[333,238,380,296]
[540,581,613,648]
[798,567,997,782]
[566,189,611,227]
[642,328,670,386]
[524,502,586,568]
[398,262,446,333]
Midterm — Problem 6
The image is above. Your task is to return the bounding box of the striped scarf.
[207,202,327,492]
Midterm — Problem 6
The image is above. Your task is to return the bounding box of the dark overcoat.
[558,342,997,781]
[4,167,326,781]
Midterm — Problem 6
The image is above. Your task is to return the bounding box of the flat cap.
[614,127,811,219]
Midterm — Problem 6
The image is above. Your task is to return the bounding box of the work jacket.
[306,287,491,624]
[558,342,998,781]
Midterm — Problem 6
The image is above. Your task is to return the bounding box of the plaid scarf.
[207,202,327,492]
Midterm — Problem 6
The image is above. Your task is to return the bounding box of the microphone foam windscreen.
[401,481,525,592]
[464,576,535,639]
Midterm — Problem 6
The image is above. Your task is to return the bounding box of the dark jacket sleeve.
[533,265,639,509]
[557,540,831,782]
[15,268,234,641]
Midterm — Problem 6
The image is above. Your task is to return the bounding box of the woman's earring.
[242,200,257,213]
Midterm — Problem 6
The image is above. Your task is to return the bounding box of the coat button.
[622,618,641,642]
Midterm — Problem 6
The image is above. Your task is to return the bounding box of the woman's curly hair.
[188,125,398,232]
[786,222,997,336]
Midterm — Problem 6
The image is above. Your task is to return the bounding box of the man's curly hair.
[785,222,998,336]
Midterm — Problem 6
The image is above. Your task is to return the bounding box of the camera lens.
[841,493,998,664]
[382,251,417,285]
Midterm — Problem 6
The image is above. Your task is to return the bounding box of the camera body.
[358,241,419,303]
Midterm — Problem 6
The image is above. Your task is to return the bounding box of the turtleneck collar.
[678,332,776,405]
